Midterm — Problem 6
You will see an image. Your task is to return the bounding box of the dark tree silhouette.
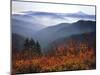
[24,38,30,50]
[29,38,35,49]
[35,41,41,55]
[24,38,42,56]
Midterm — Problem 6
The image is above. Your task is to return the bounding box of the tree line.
[24,38,42,56]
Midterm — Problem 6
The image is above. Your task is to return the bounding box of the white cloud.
[12,1,95,15]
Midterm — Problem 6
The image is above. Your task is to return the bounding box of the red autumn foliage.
[12,39,96,74]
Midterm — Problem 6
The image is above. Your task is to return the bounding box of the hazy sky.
[12,1,95,15]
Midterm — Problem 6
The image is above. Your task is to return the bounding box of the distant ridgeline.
[12,20,96,55]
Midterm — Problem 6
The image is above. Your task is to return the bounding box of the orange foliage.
[12,40,96,74]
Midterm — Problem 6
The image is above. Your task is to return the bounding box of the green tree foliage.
[29,38,35,49]
[24,38,42,56]
[24,38,30,50]
[36,41,41,55]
